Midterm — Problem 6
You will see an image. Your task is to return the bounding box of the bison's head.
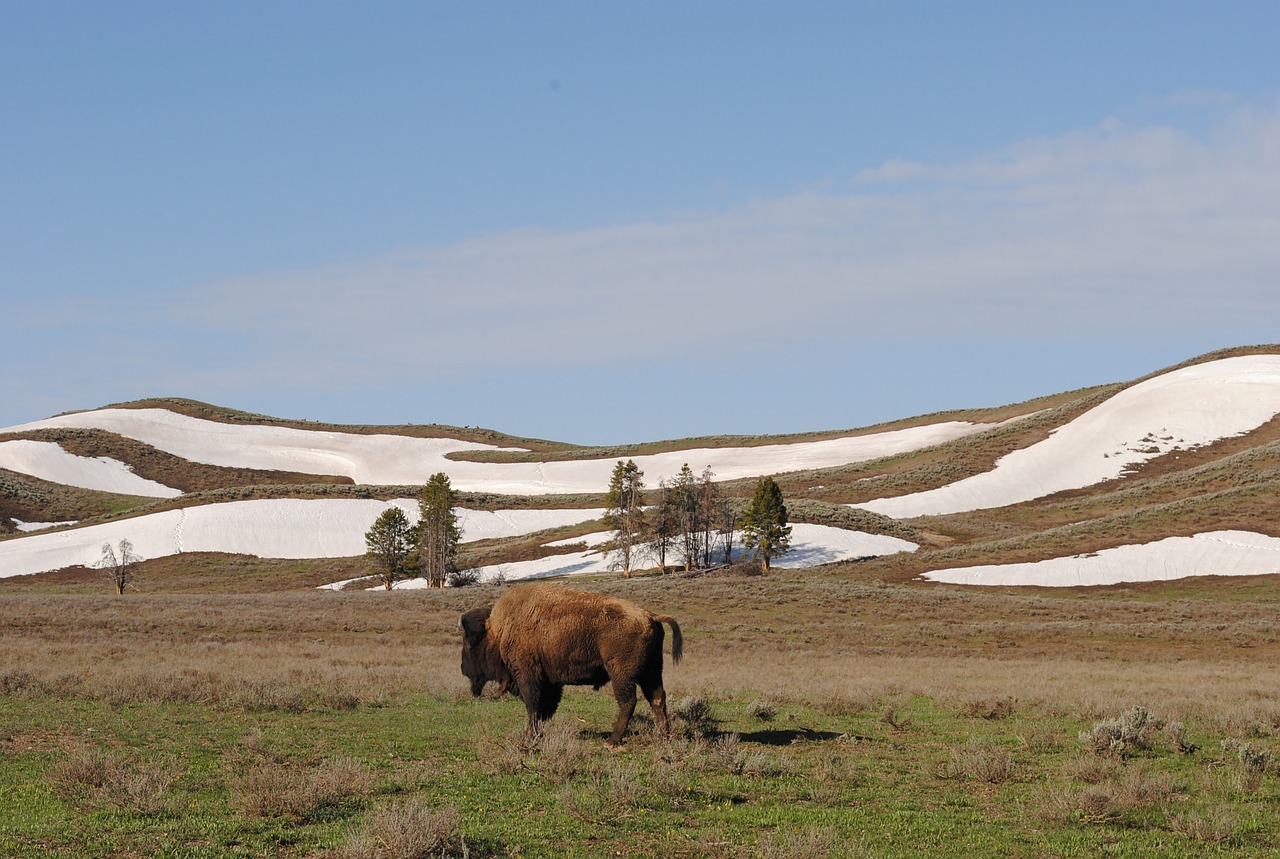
[459,606,494,697]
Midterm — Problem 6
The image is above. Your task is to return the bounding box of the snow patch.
[923,530,1280,587]
[0,499,603,579]
[857,356,1280,518]
[383,523,918,588]
[0,439,181,498]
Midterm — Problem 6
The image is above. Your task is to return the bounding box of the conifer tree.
[418,472,461,588]
[740,476,792,571]
[604,459,645,576]
[650,478,679,573]
[669,463,702,571]
[365,506,417,590]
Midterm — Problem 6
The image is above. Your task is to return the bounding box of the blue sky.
[4,2,1279,444]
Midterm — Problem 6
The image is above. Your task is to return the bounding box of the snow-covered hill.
[857,355,1280,517]
[5,407,1005,494]
[4,351,1280,588]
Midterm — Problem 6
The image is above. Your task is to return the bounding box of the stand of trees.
[604,461,746,576]
[664,464,732,572]
[363,473,464,590]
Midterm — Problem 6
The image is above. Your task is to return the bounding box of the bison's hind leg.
[639,670,670,736]
[606,679,639,747]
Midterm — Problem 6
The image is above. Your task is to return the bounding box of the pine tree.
[669,463,702,571]
[650,478,679,573]
[418,472,461,588]
[740,476,792,571]
[603,459,645,576]
[365,506,418,590]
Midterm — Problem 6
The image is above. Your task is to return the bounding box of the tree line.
[605,459,791,576]
[363,462,792,588]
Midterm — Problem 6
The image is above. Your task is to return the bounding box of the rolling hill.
[4,345,1280,590]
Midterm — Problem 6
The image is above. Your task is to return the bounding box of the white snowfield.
[924,531,1280,587]
[858,356,1280,518]
[0,500,603,579]
[382,523,919,589]
[0,439,181,498]
[3,408,1006,495]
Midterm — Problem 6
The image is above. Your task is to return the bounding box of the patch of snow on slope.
[923,531,1280,587]
[4,409,1008,495]
[388,523,918,587]
[3,409,517,486]
[0,440,181,498]
[12,519,79,532]
[0,500,603,579]
[857,356,1280,518]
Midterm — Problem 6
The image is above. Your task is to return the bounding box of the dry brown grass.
[2,574,1279,727]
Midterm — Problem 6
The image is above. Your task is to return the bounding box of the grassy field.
[3,570,1279,858]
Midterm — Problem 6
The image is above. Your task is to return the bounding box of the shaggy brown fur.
[460,583,683,745]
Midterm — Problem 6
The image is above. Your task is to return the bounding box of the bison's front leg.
[538,684,563,721]
[516,675,548,736]
[607,679,638,746]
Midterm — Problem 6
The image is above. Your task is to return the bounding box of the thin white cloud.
[27,101,1280,411]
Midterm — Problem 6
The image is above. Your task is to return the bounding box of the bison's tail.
[653,615,683,664]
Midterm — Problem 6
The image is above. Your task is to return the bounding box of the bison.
[459,583,683,745]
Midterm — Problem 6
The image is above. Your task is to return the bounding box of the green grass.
[3,687,1277,858]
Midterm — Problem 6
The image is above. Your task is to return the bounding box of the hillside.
[3,346,1280,590]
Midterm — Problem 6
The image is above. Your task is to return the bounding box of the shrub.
[672,696,719,739]
[746,700,777,722]
[755,828,844,859]
[559,762,644,824]
[50,748,172,814]
[341,801,468,859]
[226,744,371,819]
[446,567,482,588]
[1044,763,1175,826]
[1080,706,1162,757]
[880,706,912,732]
[1166,807,1239,846]
[961,695,1016,721]
[942,739,1017,784]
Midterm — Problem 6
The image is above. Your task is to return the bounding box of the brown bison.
[459,583,683,745]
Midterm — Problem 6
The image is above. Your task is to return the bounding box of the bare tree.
[716,498,738,565]
[699,467,719,569]
[99,538,142,595]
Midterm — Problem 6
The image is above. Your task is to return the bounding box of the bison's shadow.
[736,728,849,746]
